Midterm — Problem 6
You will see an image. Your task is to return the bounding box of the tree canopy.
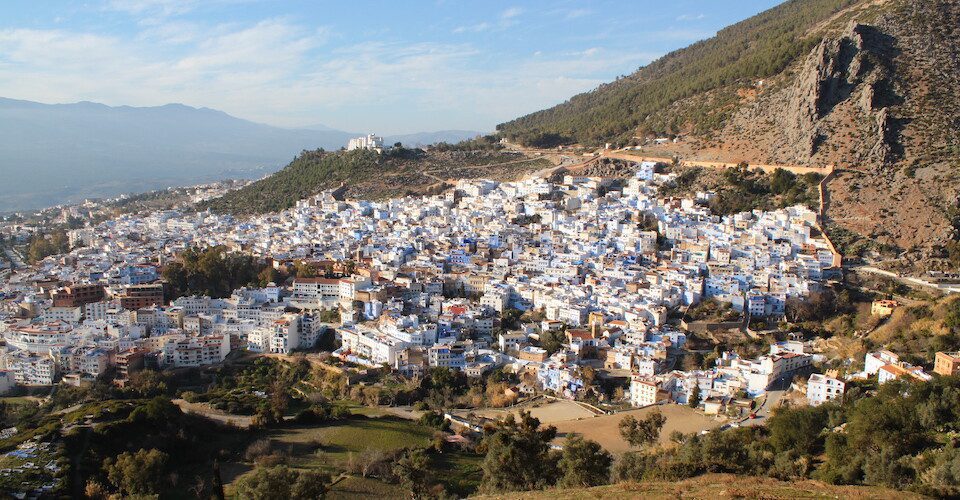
[480,411,560,493]
[619,411,667,448]
[161,246,267,299]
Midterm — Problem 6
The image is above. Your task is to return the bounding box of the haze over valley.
[0,97,480,211]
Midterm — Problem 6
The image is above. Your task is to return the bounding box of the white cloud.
[136,20,205,44]
[452,22,491,34]
[676,13,706,21]
[501,7,523,20]
[0,13,662,133]
[498,6,523,28]
[104,0,200,17]
[454,6,524,34]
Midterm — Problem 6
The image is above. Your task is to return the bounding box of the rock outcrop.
[780,22,899,165]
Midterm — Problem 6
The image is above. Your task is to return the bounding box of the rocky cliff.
[712,0,960,267]
[501,0,960,270]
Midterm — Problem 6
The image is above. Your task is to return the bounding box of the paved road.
[3,246,25,269]
[741,378,789,427]
[849,265,960,294]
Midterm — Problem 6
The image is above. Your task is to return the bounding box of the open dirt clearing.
[458,399,596,424]
[552,404,723,454]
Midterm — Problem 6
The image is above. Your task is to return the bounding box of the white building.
[43,306,82,324]
[337,325,408,366]
[3,352,57,385]
[347,134,384,151]
[865,350,899,376]
[807,373,844,406]
[428,344,466,371]
[630,376,659,407]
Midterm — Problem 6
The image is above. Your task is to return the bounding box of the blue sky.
[0,0,782,134]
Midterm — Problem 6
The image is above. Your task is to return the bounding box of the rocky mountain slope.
[499,0,960,270]
[703,0,959,266]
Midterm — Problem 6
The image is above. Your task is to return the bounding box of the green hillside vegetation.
[24,229,69,263]
[664,165,823,215]
[496,0,858,146]
[605,376,960,498]
[160,246,270,300]
[199,147,549,215]
[200,148,385,214]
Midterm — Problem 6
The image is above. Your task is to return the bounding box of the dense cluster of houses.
[0,165,841,400]
[628,340,815,410]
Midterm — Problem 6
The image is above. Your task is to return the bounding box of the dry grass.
[474,473,920,499]
[869,295,957,344]
[551,404,722,454]
[460,400,597,424]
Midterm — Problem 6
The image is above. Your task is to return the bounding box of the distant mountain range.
[0,97,481,212]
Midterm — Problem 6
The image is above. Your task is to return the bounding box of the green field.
[0,396,40,406]
[435,451,484,497]
[223,413,489,498]
[327,475,406,499]
[330,400,389,418]
[268,416,435,468]
[225,415,435,498]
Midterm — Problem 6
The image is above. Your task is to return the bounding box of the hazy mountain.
[298,123,344,132]
[0,98,479,212]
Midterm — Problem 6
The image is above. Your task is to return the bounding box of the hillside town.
[2,160,940,421]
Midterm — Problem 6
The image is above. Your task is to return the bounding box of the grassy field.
[435,450,484,497]
[552,404,722,454]
[327,475,406,499]
[0,396,41,406]
[224,415,436,498]
[473,474,920,499]
[172,399,255,428]
[267,416,435,468]
[330,400,389,418]
[222,411,490,499]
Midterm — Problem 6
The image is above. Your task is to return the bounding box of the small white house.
[865,350,899,375]
[807,373,844,406]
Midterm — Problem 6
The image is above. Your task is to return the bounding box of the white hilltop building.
[347,133,384,152]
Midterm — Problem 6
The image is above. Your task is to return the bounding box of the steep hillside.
[498,0,960,270]
[199,147,551,214]
[496,0,860,146]
[476,474,916,499]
